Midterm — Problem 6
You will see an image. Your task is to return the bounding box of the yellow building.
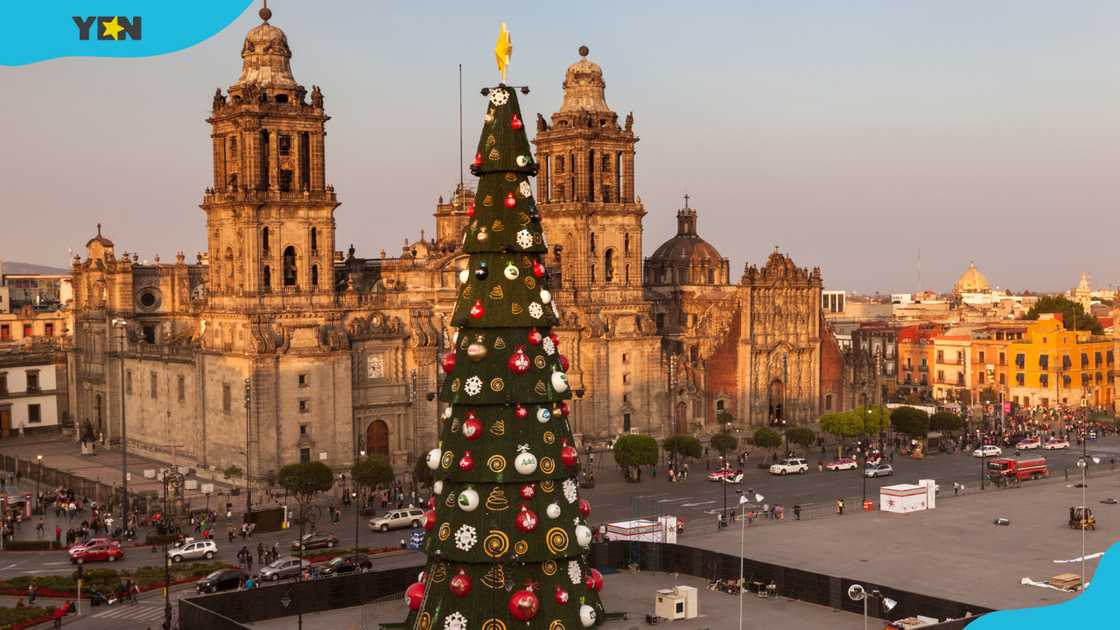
[1008,315,1115,409]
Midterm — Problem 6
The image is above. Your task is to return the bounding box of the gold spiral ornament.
[534,356,546,370]
[539,457,556,474]
[504,172,517,182]
[450,378,461,392]
[511,303,523,315]
[485,488,510,511]
[540,480,555,493]
[416,612,432,630]
[518,212,531,226]
[490,377,505,392]
[430,562,448,583]
[492,219,505,232]
[545,527,569,554]
[482,619,508,630]
[523,276,536,289]
[438,523,451,542]
[549,621,566,630]
[493,336,507,349]
[489,285,505,300]
[486,134,496,148]
[482,565,506,589]
[461,284,473,299]
[488,147,501,161]
[487,454,507,473]
[541,560,557,576]
[483,194,494,207]
[441,451,454,469]
[484,530,510,558]
[490,418,506,436]
[543,431,555,445]
[513,539,529,556]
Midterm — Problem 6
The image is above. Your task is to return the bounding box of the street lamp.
[849,584,897,630]
[35,455,43,514]
[354,450,365,558]
[1077,456,1101,590]
[111,318,129,523]
[243,378,252,520]
[720,460,729,527]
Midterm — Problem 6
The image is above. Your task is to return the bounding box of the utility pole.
[112,319,130,523]
[244,377,252,519]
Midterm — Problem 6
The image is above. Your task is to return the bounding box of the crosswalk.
[91,602,169,623]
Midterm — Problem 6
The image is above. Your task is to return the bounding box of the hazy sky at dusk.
[2,1,1118,293]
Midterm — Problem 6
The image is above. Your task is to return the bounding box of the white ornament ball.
[546,502,561,519]
[515,452,539,475]
[442,407,453,420]
[540,289,551,304]
[459,269,469,284]
[516,155,529,167]
[503,262,520,280]
[433,480,444,495]
[426,448,442,471]
[551,370,570,393]
[575,524,592,547]
[579,604,596,627]
[458,486,480,512]
[536,408,552,424]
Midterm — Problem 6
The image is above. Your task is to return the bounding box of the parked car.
[403,529,426,551]
[825,458,858,471]
[369,508,426,532]
[864,463,894,478]
[258,557,309,581]
[71,543,124,564]
[290,532,339,551]
[196,569,246,594]
[769,458,809,475]
[1043,438,1071,450]
[972,445,1002,458]
[316,554,373,576]
[706,469,737,482]
[1016,437,1041,450]
[167,539,218,563]
[69,537,113,556]
[722,470,744,484]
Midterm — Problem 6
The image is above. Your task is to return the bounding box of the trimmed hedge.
[0,606,52,629]
[1,540,58,551]
[0,561,229,597]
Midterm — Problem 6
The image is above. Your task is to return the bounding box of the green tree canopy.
[613,434,658,477]
[351,454,395,490]
[785,427,816,451]
[277,461,334,503]
[930,411,964,433]
[710,431,739,457]
[890,406,931,437]
[411,453,433,487]
[855,405,890,435]
[751,427,783,450]
[662,435,702,459]
[819,412,863,440]
[1025,295,1102,335]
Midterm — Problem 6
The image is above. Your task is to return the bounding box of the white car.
[167,539,218,563]
[369,507,426,532]
[1043,439,1070,450]
[769,458,809,475]
[1016,438,1041,450]
[972,445,1002,458]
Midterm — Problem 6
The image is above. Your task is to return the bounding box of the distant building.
[1007,316,1114,409]
[823,290,845,313]
[0,345,68,437]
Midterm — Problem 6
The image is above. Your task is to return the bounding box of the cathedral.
[67,12,842,480]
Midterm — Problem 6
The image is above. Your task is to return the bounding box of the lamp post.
[243,378,252,520]
[34,454,43,514]
[112,318,130,523]
[848,584,896,630]
[354,450,365,557]
[161,469,183,630]
[720,460,729,527]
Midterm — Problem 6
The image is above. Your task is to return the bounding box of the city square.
[2,1,1120,629]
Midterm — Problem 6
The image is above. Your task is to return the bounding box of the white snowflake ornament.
[519,181,532,198]
[542,337,556,356]
[515,229,534,250]
[454,525,478,552]
[562,479,578,504]
[464,375,483,397]
[444,611,468,630]
[528,302,543,320]
[489,88,510,106]
[568,560,582,585]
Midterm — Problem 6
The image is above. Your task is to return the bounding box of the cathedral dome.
[233,9,297,90]
[558,46,610,113]
[645,205,729,285]
[953,262,990,294]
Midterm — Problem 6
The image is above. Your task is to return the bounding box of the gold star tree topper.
[494,22,512,81]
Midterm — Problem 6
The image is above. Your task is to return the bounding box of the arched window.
[604,249,614,282]
[708,268,715,284]
[625,264,631,285]
[311,264,319,287]
[262,227,270,253]
[262,265,271,290]
[589,233,596,254]
[224,248,234,280]
[624,233,630,254]
[590,264,596,283]
[283,246,297,287]
[310,227,318,253]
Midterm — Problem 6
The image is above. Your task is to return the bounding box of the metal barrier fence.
[179,599,250,630]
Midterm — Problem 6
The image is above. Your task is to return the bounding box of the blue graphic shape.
[1,1,253,66]
[968,540,1120,629]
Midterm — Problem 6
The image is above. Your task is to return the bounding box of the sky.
[1,0,1118,294]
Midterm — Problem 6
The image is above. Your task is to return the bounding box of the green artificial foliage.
[710,431,738,456]
[751,427,783,450]
[407,84,604,630]
[662,435,702,460]
[890,406,931,438]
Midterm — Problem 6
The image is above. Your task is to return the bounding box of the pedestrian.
[836,498,845,515]
[52,603,66,628]
[28,583,37,604]
[228,526,235,543]
[793,504,802,521]
[682,462,689,480]
[55,526,61,546]
[257,541,264,565]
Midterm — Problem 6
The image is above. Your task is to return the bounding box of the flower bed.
[0,561,230,598]
[0,606,52,630]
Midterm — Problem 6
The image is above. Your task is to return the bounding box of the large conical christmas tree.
[403,25,605,630]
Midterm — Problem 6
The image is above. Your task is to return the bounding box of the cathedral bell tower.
[533,46,644,300]
[201,5,339,310]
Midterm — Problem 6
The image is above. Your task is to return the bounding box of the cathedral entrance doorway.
[674,402,687,435]
[768,379,784,426]
[366,420,389,456]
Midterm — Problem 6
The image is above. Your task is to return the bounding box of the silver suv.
[369,507,425,532]
[258,557,309,581]
[167,539,218,563]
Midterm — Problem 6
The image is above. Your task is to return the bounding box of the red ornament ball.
[527,328,543,345]
[504,191,517,208]
[508,588,540,621]
[462,416,483,441]
[466,202,475,217]
[405,581,425,610]
[508,346,531,375]
[578,498,591,518]
[515,505,539,533]
[560,401,571,416]
[532,259,545,278]
[469,298,484,319]
[440,352,456,374]
[459,450,475,472]
[555,585,570,605]
[449,569,472,597]
[550,333,560,348]
[511,113,523,130]
[428,495,436,509]
[514,404,529,420]
[519,483,536,500]
[423,509,436,531]
[471,152,482,167]
[586,568,605,592]
[560,445,578,467]
[558,354,570,371]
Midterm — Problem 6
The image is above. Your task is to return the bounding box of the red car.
[69,537,112,557]
[70,543,124,564]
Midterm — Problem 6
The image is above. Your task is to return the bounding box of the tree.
[222,465,243,480]
[784,427,815,454]
[662,435,702,460]
[352,454,394,491]
[409,68,604,629]
[410,454,433,488]
[1025,295,1103,335]
[890,406,930,438]
[751,427,783,452]
[819,412,862,456]
[277,462,334,503]
[930,411,963,434]
[613,434,658,481]
[710,431,739,457]
[856,405,890,437]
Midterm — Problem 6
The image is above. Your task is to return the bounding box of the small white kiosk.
[879,479,936,514]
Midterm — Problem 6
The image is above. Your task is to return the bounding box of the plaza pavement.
[245,571,866,630]
[697,470,1120,612]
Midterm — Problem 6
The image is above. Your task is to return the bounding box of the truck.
[987,457,1048,482]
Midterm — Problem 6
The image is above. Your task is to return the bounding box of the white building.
[0,348,64,437]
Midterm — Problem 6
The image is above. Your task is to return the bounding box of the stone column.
[311,133,326,191]
[268,131,280,192]
[212,135,225,192]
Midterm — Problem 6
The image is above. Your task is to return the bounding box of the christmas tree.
[403,23,605,630]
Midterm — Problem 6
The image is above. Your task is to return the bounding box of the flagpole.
[738,492,746,630]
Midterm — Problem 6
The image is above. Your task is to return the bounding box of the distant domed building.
[645,204,730,285]
[953,262,990,294]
